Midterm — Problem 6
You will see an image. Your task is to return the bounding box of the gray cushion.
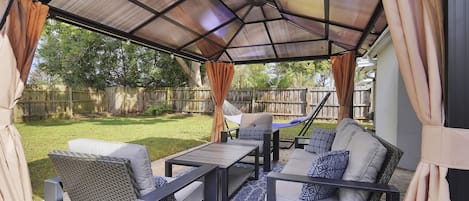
[299,150,349,201]
[331,121,363,151]
[68,138,156,196]
[239,113,272,129]
[339,132,387,201]
[305,128,336,153]
[238,127,270,140]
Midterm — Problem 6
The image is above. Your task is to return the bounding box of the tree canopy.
[35,19,189,89]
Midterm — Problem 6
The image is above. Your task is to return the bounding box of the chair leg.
[264,133,271,172]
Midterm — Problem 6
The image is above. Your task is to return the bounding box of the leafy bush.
[144,105,172,116]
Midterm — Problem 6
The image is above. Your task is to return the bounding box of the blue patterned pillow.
[299,150,349,201]
[154,176,177,201]
[305,128,336,153]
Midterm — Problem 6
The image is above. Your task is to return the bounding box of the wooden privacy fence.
[15,86,371,121]
[15,86,105,120]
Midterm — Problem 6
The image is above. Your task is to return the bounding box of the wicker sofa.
[44,139,218,201]
[266,118,403,201]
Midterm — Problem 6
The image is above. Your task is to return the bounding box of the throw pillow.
[238,128,270,140]
[305,128,336,153]
[299,150,349,201]
[154,176,177,201]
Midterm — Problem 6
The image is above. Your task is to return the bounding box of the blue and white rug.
[230,163,284,201]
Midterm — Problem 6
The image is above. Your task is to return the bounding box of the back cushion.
[331,120,363,151]
[68,138,156,196]
[339,132,387,201]
[240,113,273,129]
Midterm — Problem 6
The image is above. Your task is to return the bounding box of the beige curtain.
[331,51,356,122]
[206,61,234,143]
[384,0,469,200]
[0,0,48,200]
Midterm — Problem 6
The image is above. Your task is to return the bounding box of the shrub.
[144,105,172,116]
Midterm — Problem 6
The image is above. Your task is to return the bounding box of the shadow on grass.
[29,137,207,200]
[167,113,197,120]
[82,117,174,126]
[21,116,177,127]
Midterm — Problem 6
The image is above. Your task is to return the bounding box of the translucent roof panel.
[134,17,198,48]
[330,0,380,29]
[283,14,325,37]
[331,43,347,55]
[183,39,224,57]
[329,25,362,49]
[267,20,322,43]
[276,0,324,19]
[227,45,276,61]
[49,0,154,32]
[207,19,243,46]
[137,0,178,12]
[230,23,270,47]
[165,0,235,35]
[263,4,282,19]
[244,6,264,22]
[218,52,231,62]
[373,11,388,34]
[47,0,388,63]
[223,0,248,11]
[275,41,328,58]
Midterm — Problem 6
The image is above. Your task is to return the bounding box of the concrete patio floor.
[151,143,414,201]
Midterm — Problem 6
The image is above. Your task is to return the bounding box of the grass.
[18,114,370,200]
[18,114,212,201]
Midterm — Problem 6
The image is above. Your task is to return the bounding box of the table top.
[167,143,258,168]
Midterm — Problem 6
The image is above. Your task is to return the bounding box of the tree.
[232,64,270,88]
[36,19,189,89]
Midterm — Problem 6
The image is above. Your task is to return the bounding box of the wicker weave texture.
[49,150,140,201]
[368,134,404,201]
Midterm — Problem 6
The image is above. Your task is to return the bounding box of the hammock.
[223,92,331,131]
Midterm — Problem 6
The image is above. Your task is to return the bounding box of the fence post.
[250,88,256,113]
[304,88,310,116]
[67,86,73,118]
[166,87,171,108]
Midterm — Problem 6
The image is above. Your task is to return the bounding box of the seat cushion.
[299,151,349,201]
[68,138,156,196]
[165,177,203,201]
[288,148,318,161]
[305,128,336,153]
[339,132,387,201]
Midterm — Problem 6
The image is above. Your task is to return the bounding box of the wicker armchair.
[220,113,279,172]
[45,150,217,201]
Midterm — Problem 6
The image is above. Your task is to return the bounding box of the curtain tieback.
[0,107,13,126]
[422,125,469,170]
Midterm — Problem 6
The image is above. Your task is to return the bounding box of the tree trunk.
[175,57,202,87]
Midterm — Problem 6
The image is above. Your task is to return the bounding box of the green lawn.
[18,114,356,200]
[18,114,212,201]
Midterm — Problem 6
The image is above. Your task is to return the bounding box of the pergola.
[42,0,386,64]
[1,1,467,201]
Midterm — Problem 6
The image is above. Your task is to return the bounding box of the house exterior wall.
[375,41,421,170]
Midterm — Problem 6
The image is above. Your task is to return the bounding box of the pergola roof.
[43,0,386,64]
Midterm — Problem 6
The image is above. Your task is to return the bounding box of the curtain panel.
[205,61,235,142]
[331,51,356,122]
[0,0,48,200]
[384,0,469,200]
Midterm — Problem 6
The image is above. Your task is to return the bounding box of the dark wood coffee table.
[165,143,259,201]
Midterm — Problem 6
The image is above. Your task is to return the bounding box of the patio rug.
[230,163,284,201]
[176,163,284,201]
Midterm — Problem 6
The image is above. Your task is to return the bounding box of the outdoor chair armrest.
[142,164,218,201]
[294,136,310,148]
[221,127,239,142]
[266,172,400,201]
[44,177,64,201]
